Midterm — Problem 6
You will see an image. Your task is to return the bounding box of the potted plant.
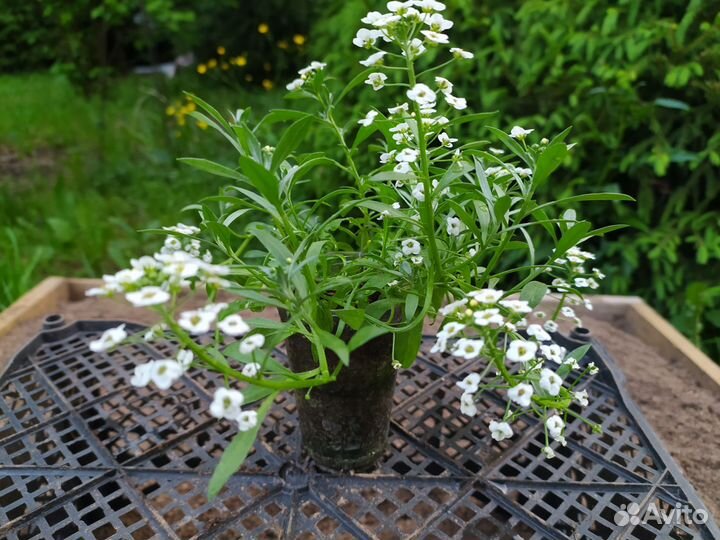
[87,0,631,499]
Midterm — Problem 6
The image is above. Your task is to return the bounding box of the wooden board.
[1,278,718,392]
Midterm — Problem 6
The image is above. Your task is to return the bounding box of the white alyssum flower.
[543,320,559,333]
[539,368,563,396]
[542,445,556,459]
[424,12,453,31]
[359,51,387,67]
[396,148,419,162]
[443,321,466,337]
[446,216,465,236]
[430,332,449,354]
[401,238,422,256]
[358,110,378,127]
[143,323,167,342]
[474,308,504,327]
[457,372,481,393]
[510,126,534,139]
[421,30,449,44]
[469,289,504,304]
[507,383,534,407]
[460,392,477,416]
[169,351,191,373]
[411,255,424,265]
[151,359,185,390]
[239,334,265,354]
[452,338,484,359]
[506,340,538,363]
[286,78,304,91]
[411,182,425,201]
[353,28,383,48]
[438,132,457,148]
[178,310,216,335]
[210,387,245,421]
[89,324,127,352]
[546,415,565,439]
[527,324,552,342]
[499,299,533,314]
[241,362,262,377]
[130,362,154,387]
[540,343,567,364]
[237,410,258,431]
[450,47,473,59]
[365,72,388,90]
[445,94,467,110]
[125,286,171,307]
[489,147,504,155]
[388,103,409,116]
[439,297,468,317]
[560,306,576,318]
[217,314,251,337]
[574,277,589,288]
[489,420,513,442]
[361,11,383,24]
[202,302,229,315]
[407,83,436,105]
[588,362,599,375]
[434,76,453,95]
[394,161,413,174]
[415,0,446,11]
[574,389,589,407]
[379,150,396,164]
[404,38,427,59]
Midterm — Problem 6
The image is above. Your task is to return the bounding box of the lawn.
[0,72,283,308]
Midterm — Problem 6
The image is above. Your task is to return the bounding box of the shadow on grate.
[0,315,717,540]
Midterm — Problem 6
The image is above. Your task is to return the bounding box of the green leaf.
[179,158,246,183]
[316,328,350,366]
[335,67,376,104]
[559,344,592,378]
[207,392,277,499]
[654,98,690,111]
[405,293,419,320]
[556,221,592,256]
[394,319,423,368]
[237,156,280,206]
[335,308,365,331]
[348,325,391,351]
[486,126,531,166]
[533,143,568,188]
[271,116,315,171]
[519,281,548,308]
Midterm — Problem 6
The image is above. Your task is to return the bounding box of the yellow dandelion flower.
[197,64,207,74]
[221,62,229,70]
[187,102,196,112]
[258,23,269,34]
[277,40,288,50]
[293,34,306,46]
[165,105,176,116]
[262,79,274,90]
[234,56,247,67]
[207,58,218,69]
[177,116,186,126]
[217,46,226,55]
[196,121,209,130]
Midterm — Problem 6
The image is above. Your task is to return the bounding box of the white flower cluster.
[86,224,230,305]
[286,61,327,92]
[548,246,606,325]
[86,222,268,434]
[434,287,599,457]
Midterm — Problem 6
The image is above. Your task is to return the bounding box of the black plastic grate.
[0,316,718,540]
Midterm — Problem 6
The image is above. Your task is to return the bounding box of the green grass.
[0,72,284,308]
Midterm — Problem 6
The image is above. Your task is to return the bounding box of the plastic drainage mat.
[0,317,718,540]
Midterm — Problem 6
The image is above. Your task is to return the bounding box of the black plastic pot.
[284,329,396,471]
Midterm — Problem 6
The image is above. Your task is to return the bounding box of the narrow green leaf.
[394,319,424,369]
[207,392,277,499]
[237,156,280,206]
[533,143,568,188]
[271,116,315,171]
[335,308,365,331]
[316,329,350,366]
[348,325,391,351]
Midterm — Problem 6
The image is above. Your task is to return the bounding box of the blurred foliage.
[311,0,720,357]
[0,73,284,309]
[0,1,320,93]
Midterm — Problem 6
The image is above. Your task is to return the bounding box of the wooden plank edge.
[0,277,71,341]
[625,300,720,392]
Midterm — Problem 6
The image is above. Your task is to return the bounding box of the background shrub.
[310,0,720,356]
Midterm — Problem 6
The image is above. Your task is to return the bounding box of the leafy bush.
[312,0,720,357]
